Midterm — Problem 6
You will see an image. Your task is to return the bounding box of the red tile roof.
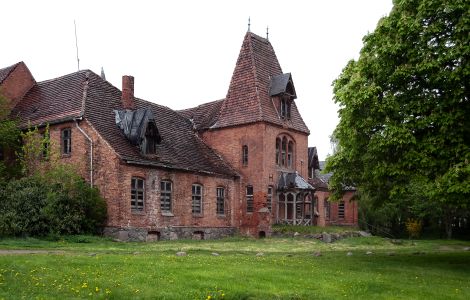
[11,69,237,177]
[212,32,309,134]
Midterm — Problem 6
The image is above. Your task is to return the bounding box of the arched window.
[287,141,294,168]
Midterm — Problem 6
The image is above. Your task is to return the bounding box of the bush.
[0,166,106,237]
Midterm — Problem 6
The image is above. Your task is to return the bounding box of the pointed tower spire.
[100,67,106,80]
[266,26,269,40]
[248,17,251,32]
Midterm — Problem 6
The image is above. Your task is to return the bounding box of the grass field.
[0,235,469,299]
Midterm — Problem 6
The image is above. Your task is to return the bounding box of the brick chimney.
[122,75,135,109]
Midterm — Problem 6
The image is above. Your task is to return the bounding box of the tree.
[326,0,469,238]
[0,93,21,180]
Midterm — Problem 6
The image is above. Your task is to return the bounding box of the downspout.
[75,119,93,187]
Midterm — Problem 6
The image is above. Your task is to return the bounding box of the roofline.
[18,114,83,130]
[123,159,239,179]
[209,120,310,135]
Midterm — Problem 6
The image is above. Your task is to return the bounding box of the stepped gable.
[11,71,86,127]
[177,98,224,131]
[11,69,236,177]
[213,32,309,134]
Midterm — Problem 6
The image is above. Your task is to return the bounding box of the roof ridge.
[0,62,21,84]
[247,32,264,122]
[37,69,91,85]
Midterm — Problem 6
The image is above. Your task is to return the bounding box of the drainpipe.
[75,119,93,187]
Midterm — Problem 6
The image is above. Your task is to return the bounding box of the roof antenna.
[266,26,269,40]
[248,17,251,32]
[74,20,80,71]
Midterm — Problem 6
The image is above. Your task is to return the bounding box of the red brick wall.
[0,62,35,109]
[315,190,358,227]
[201,121,309,233]
[46,119,239,232]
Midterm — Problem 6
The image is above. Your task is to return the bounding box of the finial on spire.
[248,17,251,32]
[266,26,269,40]
[100,67,106,80]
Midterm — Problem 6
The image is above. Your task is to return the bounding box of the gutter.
[74,117,93,187]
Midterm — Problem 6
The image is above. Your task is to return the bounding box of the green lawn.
[0,236,469,299]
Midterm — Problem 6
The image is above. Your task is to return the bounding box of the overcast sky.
[1,0,393,160]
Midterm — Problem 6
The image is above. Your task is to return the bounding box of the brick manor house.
[0,31,357,240]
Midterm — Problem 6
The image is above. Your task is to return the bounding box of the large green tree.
[326,0,469,238]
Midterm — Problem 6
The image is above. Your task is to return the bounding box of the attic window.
[280,97,291,120]
[143,122,159,155]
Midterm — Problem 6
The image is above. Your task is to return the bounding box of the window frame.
[192,184,203,214]
[160,180,172,213]
[267,186,273,212]
[216,187,225,215]
[242,145,248,166]
[246,185,254,213]
[131,177,145,211]
[287,141,294,168]
[338,201,345,219]
[61,128,72,155]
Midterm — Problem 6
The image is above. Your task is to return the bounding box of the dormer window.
[280,97,291,120]
[143,122,159,155]
[269,73,297,121]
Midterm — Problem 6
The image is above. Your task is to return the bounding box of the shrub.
[405,218,423,239]
[0,166,107,237]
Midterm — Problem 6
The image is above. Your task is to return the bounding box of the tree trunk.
[444,212,453,240]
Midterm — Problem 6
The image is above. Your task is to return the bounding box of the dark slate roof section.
[278,172,314,191]
[11,70,86,127]
[114,108,160,146]
[177,99,224,131]
[269,73,296,98]
[81,71,237,177]
[308,147,320,170]
[212,32,309,134]
[0,62,20,84]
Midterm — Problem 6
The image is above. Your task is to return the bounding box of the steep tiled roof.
[177,99,224,131]
[11,71,86,126]
[308,147,320,170]
[278,172,314,191]
[12,69,237,177]
[213,32,309,134]
[0,62,20,84]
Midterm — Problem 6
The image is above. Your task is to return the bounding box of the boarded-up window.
[192,184,203,214]
[338,201,345,219]
[267,186,273,211]
[131,177,145,210]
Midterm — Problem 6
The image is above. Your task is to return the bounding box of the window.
[276,135,295,168]
[338,201,345,219]
[275,138,280,165]
[287,141,294,168]
[192,184,203,214]
[246,185,254,213]
[281,137,287,166]
[144,122,158,155]
[131,177,145,211]
[61,128,71,155]
[280,98,291,120]
[242,145,248,166]
[216,187,225,215]
[267,186,273,211]
[324,199,330,220]
[160,181,172,212]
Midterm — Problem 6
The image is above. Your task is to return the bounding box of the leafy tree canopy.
[326,0,469,237]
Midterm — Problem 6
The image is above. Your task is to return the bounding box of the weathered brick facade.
[1,31,357,241]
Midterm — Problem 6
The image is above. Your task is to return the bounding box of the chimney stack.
[122,75,135,109]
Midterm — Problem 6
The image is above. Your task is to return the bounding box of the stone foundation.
[271,231,366,243]
[104,226,237,242]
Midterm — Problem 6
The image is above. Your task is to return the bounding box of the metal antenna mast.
[74,20,80,71]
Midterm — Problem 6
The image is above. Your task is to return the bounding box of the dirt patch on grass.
[0,249,65,255]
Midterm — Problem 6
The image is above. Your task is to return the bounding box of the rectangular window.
[216,187,225,215]
[246,185,254,213]
[160,181,172,212]
[338,201,345,219]
[131,177,145,211]
[61,128,72,155]
[192,184,203,214]
[242,145,248,166]
[267,186,273,211]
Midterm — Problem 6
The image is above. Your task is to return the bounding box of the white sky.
[1,0,393,160]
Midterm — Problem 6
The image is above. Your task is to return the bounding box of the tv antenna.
[74,20,80,71]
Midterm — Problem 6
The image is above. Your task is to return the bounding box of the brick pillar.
[122,75,134,109]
